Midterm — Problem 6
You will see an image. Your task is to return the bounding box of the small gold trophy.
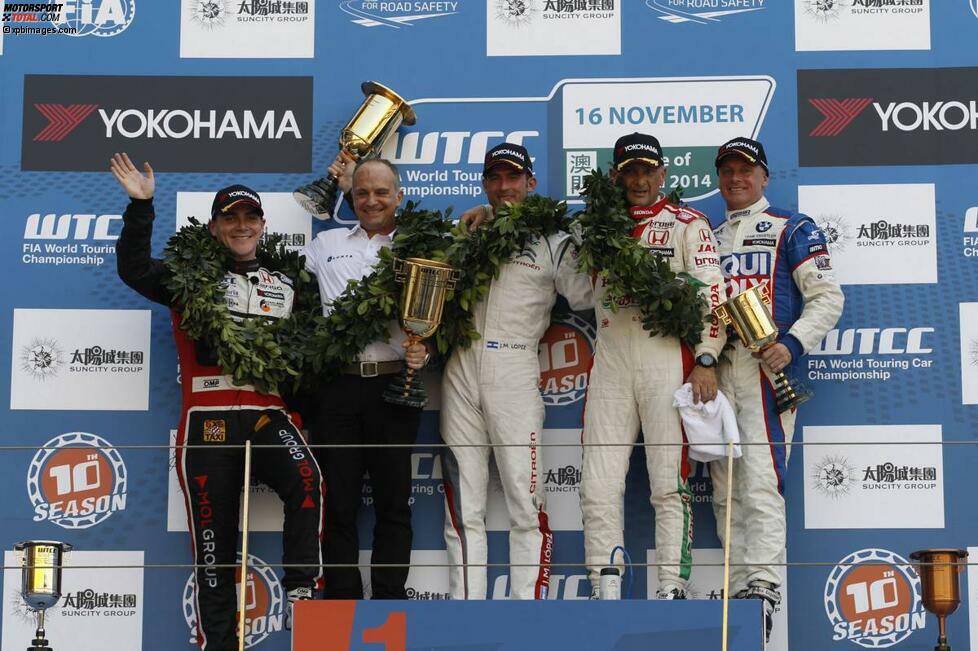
[15,540,72,651]
[294,81,416,219]
[713,282,812,413]
[910,549,968,651]
[383,257,459,408]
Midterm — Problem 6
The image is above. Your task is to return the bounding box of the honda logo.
[648,230,669,246]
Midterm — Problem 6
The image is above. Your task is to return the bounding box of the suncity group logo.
[538,312,596,406]
[341,0,459,28]
[27,432,128,529]
[645,0,766,24]
[825,548,926,648]
[494,0,535,25]
[50,0,136,37]
[187,0,230,28]
[183,554,284,648]
[817,216,853,252]
[812,455,857,498]
[801,0,850,22]
[971,0,978,19]
[20,338,65,380]
[192,0,310,27]
[544,464,582,493]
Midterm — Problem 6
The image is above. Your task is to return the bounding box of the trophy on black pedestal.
[383,257,459,408]
[15,540,72,651]
[714,282,812,413]
[910,549,968,651]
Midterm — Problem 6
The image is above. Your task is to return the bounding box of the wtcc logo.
[538,312,595,406]
[811,327,934,356]
[824,548,925,647]
[183,553,284,648]
[27,432,128,529]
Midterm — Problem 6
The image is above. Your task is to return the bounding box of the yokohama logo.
[33,104,99,142]
[808,98,874,137]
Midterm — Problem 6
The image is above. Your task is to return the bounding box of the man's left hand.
[404,340,428,370]
[686,365,718,404]
[754,343,792,373]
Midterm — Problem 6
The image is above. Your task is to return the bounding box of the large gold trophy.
[910,549,968,651]
[713,282,811,413]
[15,540,72,651]
[293,81,416,219]
[383,258,459,408]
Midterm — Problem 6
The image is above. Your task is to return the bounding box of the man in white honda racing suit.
[580,133,725,599]
[442,143,593,599]
[709,137,843,639]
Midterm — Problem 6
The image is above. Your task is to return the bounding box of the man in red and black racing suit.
[112,153,324,650]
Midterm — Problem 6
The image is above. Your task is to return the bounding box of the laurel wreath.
[574,169,709,348]
[162,218,321,394]
[164,175,708,392]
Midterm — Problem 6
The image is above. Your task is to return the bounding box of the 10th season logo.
[27,432,128,529]
[824,548,925,647]
[182,554,284,648]
[539,312,595,406]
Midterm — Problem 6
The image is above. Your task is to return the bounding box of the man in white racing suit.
[442,143,593,599]
[709,137,843,639]
[580,132,726,599]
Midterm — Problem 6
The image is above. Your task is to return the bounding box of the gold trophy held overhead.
[714,282,812,413]
[293,81,416,219]
[910,549,968,651]
[383,257,459,408]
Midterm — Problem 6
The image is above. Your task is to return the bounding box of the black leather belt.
[341,360,403,377]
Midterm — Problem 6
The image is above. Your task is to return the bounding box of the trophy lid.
[910,549,968,560]
[14,541,73,552]
[361,81,417,126]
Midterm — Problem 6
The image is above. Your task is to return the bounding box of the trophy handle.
[392,258,406,282]
[714,303,732,326]
[758,281,772,307]
[446,269,462,291]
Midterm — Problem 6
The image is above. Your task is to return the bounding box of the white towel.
[672,383,742,463]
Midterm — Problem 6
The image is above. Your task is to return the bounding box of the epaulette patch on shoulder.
[672,204,709,225]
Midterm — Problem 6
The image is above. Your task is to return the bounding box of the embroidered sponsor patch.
[203,419,226,443]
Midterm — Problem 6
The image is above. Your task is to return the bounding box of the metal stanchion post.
[721,441,735,651]
[238,441,253,651]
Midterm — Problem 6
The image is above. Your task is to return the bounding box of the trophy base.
[28,637,52,651]
[293,175,339,220]
[935,645,951,651]
[773,372,812,414]
[383,369,427,409]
